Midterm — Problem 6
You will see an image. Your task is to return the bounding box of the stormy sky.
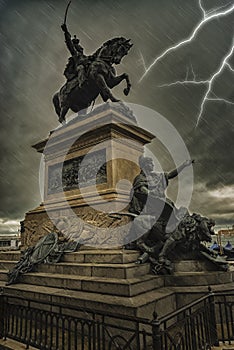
[0,0,233,234]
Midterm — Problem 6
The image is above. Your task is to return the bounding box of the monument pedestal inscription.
[21,103,155,247]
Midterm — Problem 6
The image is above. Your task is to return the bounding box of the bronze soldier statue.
[129,155,194,215]
[124,156,194,258]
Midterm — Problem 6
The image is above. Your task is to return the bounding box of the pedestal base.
[0,250,233,320]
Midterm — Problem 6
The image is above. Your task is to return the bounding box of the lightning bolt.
[200,0,233,16]
[158,42,234,126]
[139,2,234,82]
[196,42,234,126]
[226,62,234,72]
[139,1,234,126]
[207,97,234,105]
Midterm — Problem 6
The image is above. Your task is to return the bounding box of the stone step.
[173,259,215,272]
[170,282,234,309]
[211,341,234,349]
[0,251,21,261]
[0,270,7,280]
[61,249,140,264]
[37,261,150,279]
[0,269,164,297]
[0,259,150,279]
[0,281,176,319]
[0,260,15,270]
[165,270,234,287]
[0,249,140,265]
[0,338,38,350]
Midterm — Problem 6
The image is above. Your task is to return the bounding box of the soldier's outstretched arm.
[61,23,76,56]
[168,159,195,179]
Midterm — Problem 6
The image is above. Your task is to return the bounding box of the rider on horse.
[61,23,91,103]
[53,3,132,123]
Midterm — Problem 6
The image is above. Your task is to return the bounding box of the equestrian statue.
[53,2,132,123]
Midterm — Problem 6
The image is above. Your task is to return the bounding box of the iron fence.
[152,293,218,349]
[0,289,233,349]
[215,293,234,345]
[0,294,153,350]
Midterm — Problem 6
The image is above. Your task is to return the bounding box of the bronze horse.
[53,37,133,123]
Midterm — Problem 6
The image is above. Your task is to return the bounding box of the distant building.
[218,225,234,236]
[0,233,21,250]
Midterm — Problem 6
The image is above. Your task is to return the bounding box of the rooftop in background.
[0,232,21,250]
[218,225,234,236]
[214,224,234,234]
[0,232,20,236]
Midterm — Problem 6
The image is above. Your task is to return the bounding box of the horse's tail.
[52,92,61,117]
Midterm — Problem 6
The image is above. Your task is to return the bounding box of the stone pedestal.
[21,103,155,247]
[0,250,233,320]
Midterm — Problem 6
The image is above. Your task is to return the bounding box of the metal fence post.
[152,311,162,350]
[208,286,219,346]
[190,311,197,350]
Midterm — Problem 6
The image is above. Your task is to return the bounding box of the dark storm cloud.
[189,182,234,225]
[0,0,233,231]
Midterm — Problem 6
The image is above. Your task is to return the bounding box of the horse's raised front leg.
[59,106,69,124]
[123,73,131,96]
[108,73,131,96]
[95,73,120,103]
